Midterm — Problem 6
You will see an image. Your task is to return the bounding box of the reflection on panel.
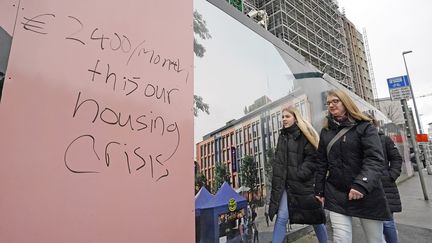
[194,1,412,241]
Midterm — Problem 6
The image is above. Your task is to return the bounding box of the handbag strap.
[326,126,353,158]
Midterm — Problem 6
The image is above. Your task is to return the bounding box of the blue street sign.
[387,75,409,89]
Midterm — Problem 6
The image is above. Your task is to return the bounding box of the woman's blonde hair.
[324,89,371,128]
[282,106,319,149]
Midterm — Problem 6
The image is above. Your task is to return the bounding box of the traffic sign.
[387,75,411,100]
[387,75,409,89]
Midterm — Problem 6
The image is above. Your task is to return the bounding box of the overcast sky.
[338,0,432,133]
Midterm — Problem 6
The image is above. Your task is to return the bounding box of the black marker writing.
[65,16,85,45]
[21,12,189,77]
[86,59,180,103]
[90,28,109,50]
[64,134,100,173]
[126,40,184,74]
[21,13,55,35]
[64,134,171,181]
[72,91,181,139]
[123,77,139,96]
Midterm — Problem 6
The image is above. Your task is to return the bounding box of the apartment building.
[196,94,311,198]
[342,15,374,104]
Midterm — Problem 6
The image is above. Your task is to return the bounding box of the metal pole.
[402,99,429,200]
[402,51,432,174]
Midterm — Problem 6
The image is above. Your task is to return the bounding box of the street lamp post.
[402,51,430,200]
[402,51,432,174]
[402,51,423,133]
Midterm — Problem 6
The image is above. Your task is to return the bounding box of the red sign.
[416,134,429,143]
[390,135,403,143]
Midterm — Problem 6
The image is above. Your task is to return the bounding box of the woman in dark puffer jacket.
[315,89,391,243]
[378,128,402,243]
[269,106,327,243]
[367,115,403,243]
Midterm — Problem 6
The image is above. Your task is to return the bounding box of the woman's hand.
[348,189,364,200]
[315,196,325,205]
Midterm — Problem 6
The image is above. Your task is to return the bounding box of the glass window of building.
[256,121,260,137]
[276,111,281,128]
[271,114,276,131]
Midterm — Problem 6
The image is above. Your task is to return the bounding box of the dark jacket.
[379,131,402,213]
[269,124,325,224]
[315,117,391,221]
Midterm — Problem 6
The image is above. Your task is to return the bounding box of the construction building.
[237,0,376,104]
[342,15,374,104]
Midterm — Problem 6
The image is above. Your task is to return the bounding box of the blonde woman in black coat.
[315,89,391,243]
[269,106,327,243]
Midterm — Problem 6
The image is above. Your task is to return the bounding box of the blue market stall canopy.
[195,187,213,216]
[197,182,247,243]
[202,182,247,212]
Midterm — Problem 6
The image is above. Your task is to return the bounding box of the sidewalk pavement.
[255,205,313,243]
[290,170,432,243]
[254,170,432,242]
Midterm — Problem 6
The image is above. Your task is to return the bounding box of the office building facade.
[196,94,310,198]
[342,15,374,104]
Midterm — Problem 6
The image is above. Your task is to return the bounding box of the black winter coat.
[315,118,391,221]
[379,132,402,213]
[269,125,325,225]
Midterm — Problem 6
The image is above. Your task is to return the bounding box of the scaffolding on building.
[244,0,353,89]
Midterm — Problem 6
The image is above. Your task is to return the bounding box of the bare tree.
[381,101,404,125]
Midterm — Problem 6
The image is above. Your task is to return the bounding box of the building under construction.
[240,0,375,103]
[342,15,374,104]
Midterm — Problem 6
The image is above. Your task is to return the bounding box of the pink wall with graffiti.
[0,0,194,242]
